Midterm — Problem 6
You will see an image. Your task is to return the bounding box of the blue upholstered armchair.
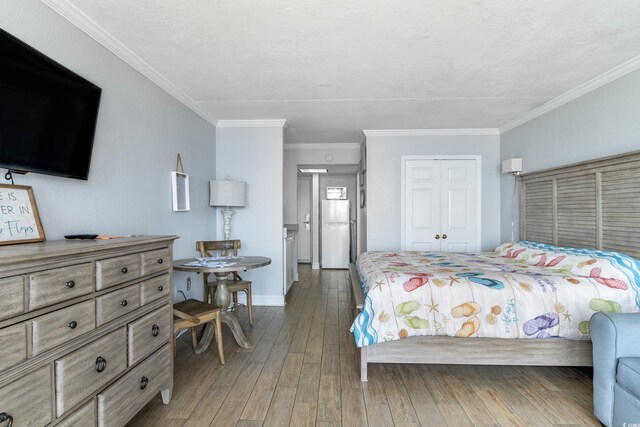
[591,313,640,427]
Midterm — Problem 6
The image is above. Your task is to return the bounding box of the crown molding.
[215,119,288,128]
[41,0,217,126]
[284,143,361,150]
[363,129,500,137]
[500,54,640,134]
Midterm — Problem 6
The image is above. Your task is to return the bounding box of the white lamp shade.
[502,158,523,174]
[209,180,246,207]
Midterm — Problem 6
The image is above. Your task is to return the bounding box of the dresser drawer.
[29,263,94,310]
[142,248,171,276]
[57,400,96,427]
[96,254,142,290]
[0,365,52,427]
[128,305,171,366]
[140,275,170,305]
[32,300,96,356]
[0,323,27,373]
[96,285,140,326]
[0,276,25,320]
[97,344,171,427]
[55,327,126,416]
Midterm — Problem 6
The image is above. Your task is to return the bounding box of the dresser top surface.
[0,235,178,267]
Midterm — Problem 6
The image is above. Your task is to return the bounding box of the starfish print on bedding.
[372,280,385,292]
[448,276,462,286]
[563,312,572,321]
[427,299,440,313]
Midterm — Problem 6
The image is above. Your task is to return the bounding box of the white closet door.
[403,159,441,251]
[403,158,479,252]
[439,160,479,252]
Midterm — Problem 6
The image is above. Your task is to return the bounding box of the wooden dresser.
[0,236,177,427]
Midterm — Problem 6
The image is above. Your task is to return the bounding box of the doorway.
[297,164,360,269]
[297,177,312,263]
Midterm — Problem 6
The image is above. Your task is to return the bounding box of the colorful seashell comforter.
[351,241,640,347]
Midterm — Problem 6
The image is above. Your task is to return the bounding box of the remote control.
[64,234,99,240]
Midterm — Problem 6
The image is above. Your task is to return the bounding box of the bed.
[351,150,640,381]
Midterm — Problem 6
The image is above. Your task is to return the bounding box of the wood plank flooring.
[129,265,599,426]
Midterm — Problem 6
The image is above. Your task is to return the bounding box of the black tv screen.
[0,29,101,180]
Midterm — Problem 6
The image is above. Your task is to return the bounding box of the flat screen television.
[0,29,102,180]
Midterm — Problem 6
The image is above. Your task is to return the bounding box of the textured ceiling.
[67,0,640,143]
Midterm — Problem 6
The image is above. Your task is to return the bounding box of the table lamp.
[209,179,246,240]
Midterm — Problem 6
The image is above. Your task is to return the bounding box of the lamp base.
[221,208,234,241]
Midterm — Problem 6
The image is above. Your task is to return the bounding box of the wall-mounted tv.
[0,29,102,180]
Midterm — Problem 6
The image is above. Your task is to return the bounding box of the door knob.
[442,234,448,240]
[435,234,440,240]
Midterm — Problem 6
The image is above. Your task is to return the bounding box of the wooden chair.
[173,299,225,364]
[196,240,253,326]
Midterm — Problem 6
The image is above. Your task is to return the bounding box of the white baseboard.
[312,262,320,269]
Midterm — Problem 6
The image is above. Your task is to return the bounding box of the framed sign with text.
[0,184,46,245]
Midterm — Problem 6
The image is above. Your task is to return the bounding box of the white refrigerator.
[321,200,350,269]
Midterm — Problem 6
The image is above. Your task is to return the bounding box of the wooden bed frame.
[353,150,640,381]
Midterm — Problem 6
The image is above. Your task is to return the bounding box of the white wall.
[216,125,285,305]
[500,68,640,242]
[283,145,360,224]
[366,133,502,251]
[2,0,216,300]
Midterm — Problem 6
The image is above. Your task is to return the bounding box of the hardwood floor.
[129,265,600,426]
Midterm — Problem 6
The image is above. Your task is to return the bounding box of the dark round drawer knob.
[140,376,149,390]
[121,267,128,274]
[121,300,128,307]
[66,280,75,289]
[157,286,164,292]
[68,321,78,329]
[157,258,163,264]
[151,324,160,337]
[0,412,13,427]
[95,356,107,373]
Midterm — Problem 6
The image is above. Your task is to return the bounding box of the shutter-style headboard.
[520,150,640,259]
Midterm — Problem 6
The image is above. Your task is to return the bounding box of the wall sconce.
[502,158,522,243]
[502,158,523,175]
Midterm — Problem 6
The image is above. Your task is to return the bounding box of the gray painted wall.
[366,134,502,251]
[500,68,640,242]
[2,0,216,300]
[216,126,285,304]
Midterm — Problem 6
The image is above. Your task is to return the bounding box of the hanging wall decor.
[172,154,190,212]
[0,184,46,245]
